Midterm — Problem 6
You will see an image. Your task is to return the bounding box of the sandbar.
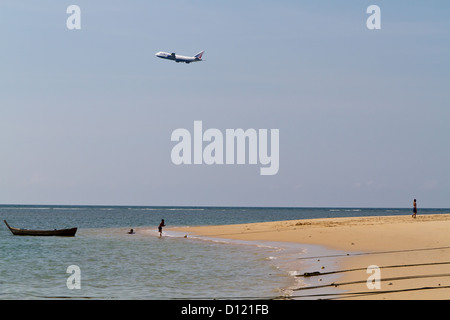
[172,214,450,300]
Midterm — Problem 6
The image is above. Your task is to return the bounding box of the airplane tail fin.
[194,51,204,60]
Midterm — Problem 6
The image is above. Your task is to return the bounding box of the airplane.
[155,50,204,64]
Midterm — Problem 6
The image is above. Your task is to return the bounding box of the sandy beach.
[172,214,450,300]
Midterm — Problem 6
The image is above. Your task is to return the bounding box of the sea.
[0,205,448,300]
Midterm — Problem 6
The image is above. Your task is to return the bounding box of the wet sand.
[172,214,450,299]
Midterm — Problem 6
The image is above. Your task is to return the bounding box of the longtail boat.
[4,220,77,237]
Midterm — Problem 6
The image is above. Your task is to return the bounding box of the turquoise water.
[1,205,448,299]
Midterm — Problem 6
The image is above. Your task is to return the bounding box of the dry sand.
[172,214,450,300]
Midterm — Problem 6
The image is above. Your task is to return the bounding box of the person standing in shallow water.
[412,199,417,218]
[158,219,166,237]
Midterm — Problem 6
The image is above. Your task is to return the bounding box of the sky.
[0,1,449,208]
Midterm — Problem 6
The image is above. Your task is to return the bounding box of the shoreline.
[171,213,450,300]
[169,229,349,299]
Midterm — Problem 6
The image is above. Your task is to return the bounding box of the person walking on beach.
[158,219,166,237]
[412,199,417,218]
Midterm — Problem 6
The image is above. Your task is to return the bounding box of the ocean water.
[0,205,448,300]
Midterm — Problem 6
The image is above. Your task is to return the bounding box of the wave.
[126,208,205,211]
[166,208,205,211]
[0,207,51,210]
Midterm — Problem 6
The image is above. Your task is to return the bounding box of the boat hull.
[4,220,77,237]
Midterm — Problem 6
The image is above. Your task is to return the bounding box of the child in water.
[158,219,166,237]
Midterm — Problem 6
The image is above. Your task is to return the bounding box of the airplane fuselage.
[155,51,204,64]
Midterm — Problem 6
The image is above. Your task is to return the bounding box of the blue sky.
[1,1,449,207]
